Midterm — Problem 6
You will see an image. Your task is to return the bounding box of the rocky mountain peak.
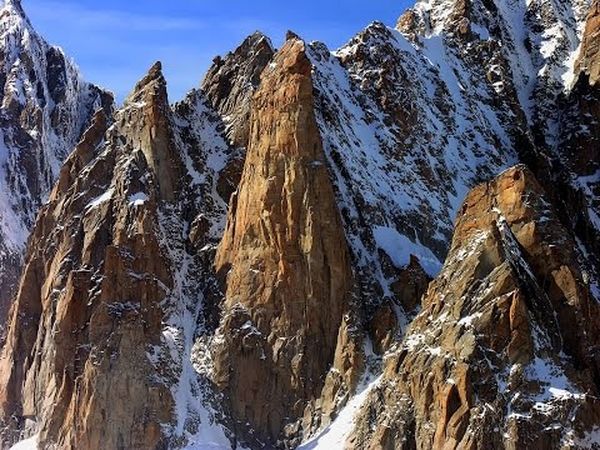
[240,30,272,53]
[0,0,43,52]
[285,29,302,41]
[350,164,600,449]
[126,60,167,106]
[202,32,274,148]
[212,36,354,447]
[1,0,600,449]
[120,62,182,201]
[0,35,245,445]
[0,0,112,333]
[1,0,25,18]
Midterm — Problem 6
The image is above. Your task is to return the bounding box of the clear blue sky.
[22,0,412,103]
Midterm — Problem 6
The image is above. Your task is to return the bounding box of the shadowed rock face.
[201,32,275,206]
[349,166,600,450]
[0,0,113,330]
[123,61,183,202]
[212,37,354,447]
[554,0,600,279]
[202,32,274,149]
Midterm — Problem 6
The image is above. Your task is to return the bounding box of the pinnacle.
[237,31,274,56]
[285,30,302,41]
[247,30,269,43]
[141,61,165,86]
[126,61,168,106]
[3,0,24,14]
[3,0,29,23]
[147,61,163,77]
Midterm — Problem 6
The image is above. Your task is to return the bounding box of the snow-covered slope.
[0,0,112,326]
[293,0,597,332]
[296,0,599,445]
[402,0,590,132]
[306,24,521,318]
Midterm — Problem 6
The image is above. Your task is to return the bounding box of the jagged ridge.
[0,0,599,449]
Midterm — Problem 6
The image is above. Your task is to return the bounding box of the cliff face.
[0,63,173,449]
[202,32,274,149]
[350,166,600,449]
[0,0,112,329]
[0,0,599,448]
[200,32,275,207]
[555,0,600,284]
[213,36,354,447]
[0,61,238,449]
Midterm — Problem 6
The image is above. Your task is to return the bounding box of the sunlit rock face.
[0,0,599,448]
[350,166,600,450]
[212,37,354,448]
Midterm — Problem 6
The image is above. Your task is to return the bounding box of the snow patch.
[128,192,149,206]
[298,376,382,450]
[527,357,583,404]
[9,435,38,450]
[373,226,442,277]
[85,188,114,210]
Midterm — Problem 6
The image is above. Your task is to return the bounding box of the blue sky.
[23,0,412,102]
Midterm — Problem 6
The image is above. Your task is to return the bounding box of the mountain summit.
[0,0,112,330]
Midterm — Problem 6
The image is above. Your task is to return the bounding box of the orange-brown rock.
[0,63,186,450]
[576,1,600,86]
[302,315,365,439]
[368,300,398,355]
[397,0,471,38]
[396,9,421,38]
[349,166,600,450]
[212,36,354,447]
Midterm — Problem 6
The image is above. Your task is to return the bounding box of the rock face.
[202,32,274,148]
[0,0,600,448]
[350,166,600,449]
[0,61,237,449]
[212,36,354,447]
[554,0,600,284]
[201,32,275,206]
[0,0,112,329]
[125,62,182,201]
